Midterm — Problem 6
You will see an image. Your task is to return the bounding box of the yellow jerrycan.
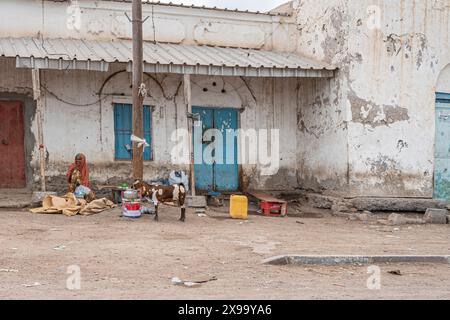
[230,195,248,220]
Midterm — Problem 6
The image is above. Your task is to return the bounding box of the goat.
[132,180,186,222]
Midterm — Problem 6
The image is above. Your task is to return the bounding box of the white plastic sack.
[169,171,189,192]
[131,135,150,149]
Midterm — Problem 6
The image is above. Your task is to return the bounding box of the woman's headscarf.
[67,153,90,188]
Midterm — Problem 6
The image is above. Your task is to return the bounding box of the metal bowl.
[122,189,139,200]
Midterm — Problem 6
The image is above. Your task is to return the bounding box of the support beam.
[184,74,196,196]
[132,0,144,180]
[31,68,46,192]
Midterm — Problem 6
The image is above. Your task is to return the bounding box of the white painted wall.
[3,0,449,197]
[293,0,450,197]
[0,0,297,52]
[437,64,450,93]
[0,57,299,190]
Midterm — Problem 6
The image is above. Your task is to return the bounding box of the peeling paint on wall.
[349,94,410,127]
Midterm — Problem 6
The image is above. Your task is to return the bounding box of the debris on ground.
[207,192,224,207]
[196,208,206,214]
[53,245,66,251]
[171,276,217,288]
[140,206,155,215]
[331,200,357,215]
[423,209,448,225]
[296,221,305,225]
[333,283,346,287]
[388,270,402,276]
[22,282,43,287]
[0,269,19,273]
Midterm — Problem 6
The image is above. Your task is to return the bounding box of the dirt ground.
[1,204,450,300]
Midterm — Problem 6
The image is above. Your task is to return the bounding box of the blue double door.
[434,93,450,201]
[193,107,239,192]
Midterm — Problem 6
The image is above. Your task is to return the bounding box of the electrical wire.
[40,85,109,107]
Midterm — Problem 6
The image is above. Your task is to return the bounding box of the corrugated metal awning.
[0,37,336,78]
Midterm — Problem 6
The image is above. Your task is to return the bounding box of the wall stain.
[349,93,410,127]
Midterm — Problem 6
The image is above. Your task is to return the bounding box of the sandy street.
[1,206,449,300]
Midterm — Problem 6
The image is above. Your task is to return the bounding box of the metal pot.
[122,189,139,200]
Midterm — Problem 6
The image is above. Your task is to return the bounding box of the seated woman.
[67,153,95,202]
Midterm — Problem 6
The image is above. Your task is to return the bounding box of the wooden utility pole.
[132,0,144,180]
[31,68,46,192]
[183,74,196,196]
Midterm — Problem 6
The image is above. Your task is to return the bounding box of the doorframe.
[192,105,242,192]
[0,99,27,188]
[434,92,450,199]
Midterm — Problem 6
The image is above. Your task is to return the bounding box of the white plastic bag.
[74,185,91,198]
[169,171,189,191]
[130,135,150,149]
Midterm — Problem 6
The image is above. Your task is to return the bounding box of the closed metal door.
[434,93,450,200]
[0,101,26,188]
[193,107,239,192]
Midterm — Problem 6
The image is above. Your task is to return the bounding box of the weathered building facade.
[0,0,449,200]
[293,0,450,199]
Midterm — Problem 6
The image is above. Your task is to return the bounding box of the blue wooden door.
[214,108,239,191]
[193,107,239,191]
[434,93,450,201]
[114,104,152,160]
[193,107,214,191]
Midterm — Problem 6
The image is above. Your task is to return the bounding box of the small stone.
[424,209,448,224]
[388,213,425,226]
[357,213,371,221]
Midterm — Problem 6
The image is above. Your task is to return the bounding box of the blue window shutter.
[114,104,152,161]
[143,106,152,161]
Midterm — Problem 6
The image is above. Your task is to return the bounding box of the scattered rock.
[423,209,448,225]
[307,194,340,209]
[388,213,426,226]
